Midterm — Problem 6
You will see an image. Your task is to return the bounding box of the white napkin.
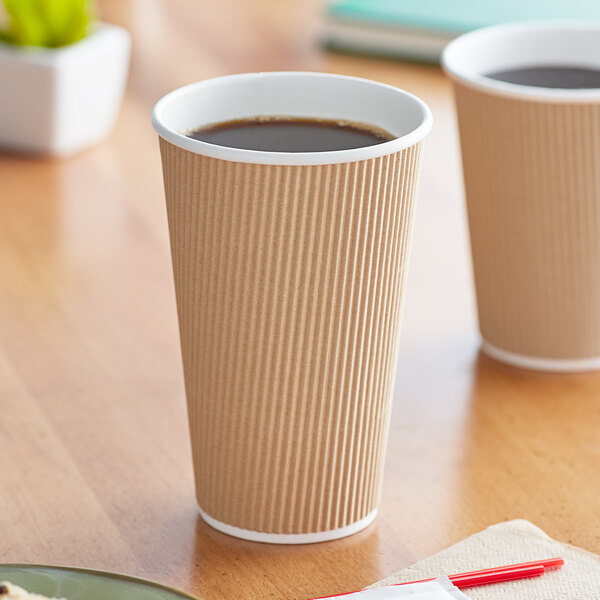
[370,520,600,599]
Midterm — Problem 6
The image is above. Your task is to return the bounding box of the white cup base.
[481,340,600,372]
[198,506,378,544]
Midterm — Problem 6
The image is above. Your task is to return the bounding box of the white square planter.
[0,23,130,156]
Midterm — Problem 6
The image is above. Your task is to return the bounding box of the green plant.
[0,0,95,47]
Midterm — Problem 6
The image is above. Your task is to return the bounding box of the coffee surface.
[486,65,600,89]
[186,117,394,152]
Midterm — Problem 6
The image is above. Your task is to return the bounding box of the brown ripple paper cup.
[152,72,431,542]
[443,22,600,372]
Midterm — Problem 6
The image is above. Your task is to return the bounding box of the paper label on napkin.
[319,578,469,600]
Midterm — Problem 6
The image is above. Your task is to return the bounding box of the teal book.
[325,0,600,63]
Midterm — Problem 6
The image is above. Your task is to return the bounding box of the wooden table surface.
[1,1,599,598]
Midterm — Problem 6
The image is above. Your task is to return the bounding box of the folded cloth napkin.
[370,520,600,599]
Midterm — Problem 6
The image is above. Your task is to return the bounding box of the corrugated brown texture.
[159,138,423,535]
[454,83,600,360]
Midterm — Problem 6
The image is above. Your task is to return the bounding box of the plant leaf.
[0,0,95,47]
[2,0,47,45]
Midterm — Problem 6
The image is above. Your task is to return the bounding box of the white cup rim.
[151,71,432,165]
[442,20,600,102]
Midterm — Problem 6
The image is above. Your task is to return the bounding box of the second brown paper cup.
[443,22,600,372]
[153,72,431,542]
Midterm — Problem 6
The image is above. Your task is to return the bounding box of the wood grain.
[0,1,599,599]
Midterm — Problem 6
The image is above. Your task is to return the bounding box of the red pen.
[396,556,564,589]
[311,557,563,599]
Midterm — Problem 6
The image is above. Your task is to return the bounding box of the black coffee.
[486,65,600,89]
[186,117,394,152]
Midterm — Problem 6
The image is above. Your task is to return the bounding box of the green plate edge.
[0,564,201,600]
